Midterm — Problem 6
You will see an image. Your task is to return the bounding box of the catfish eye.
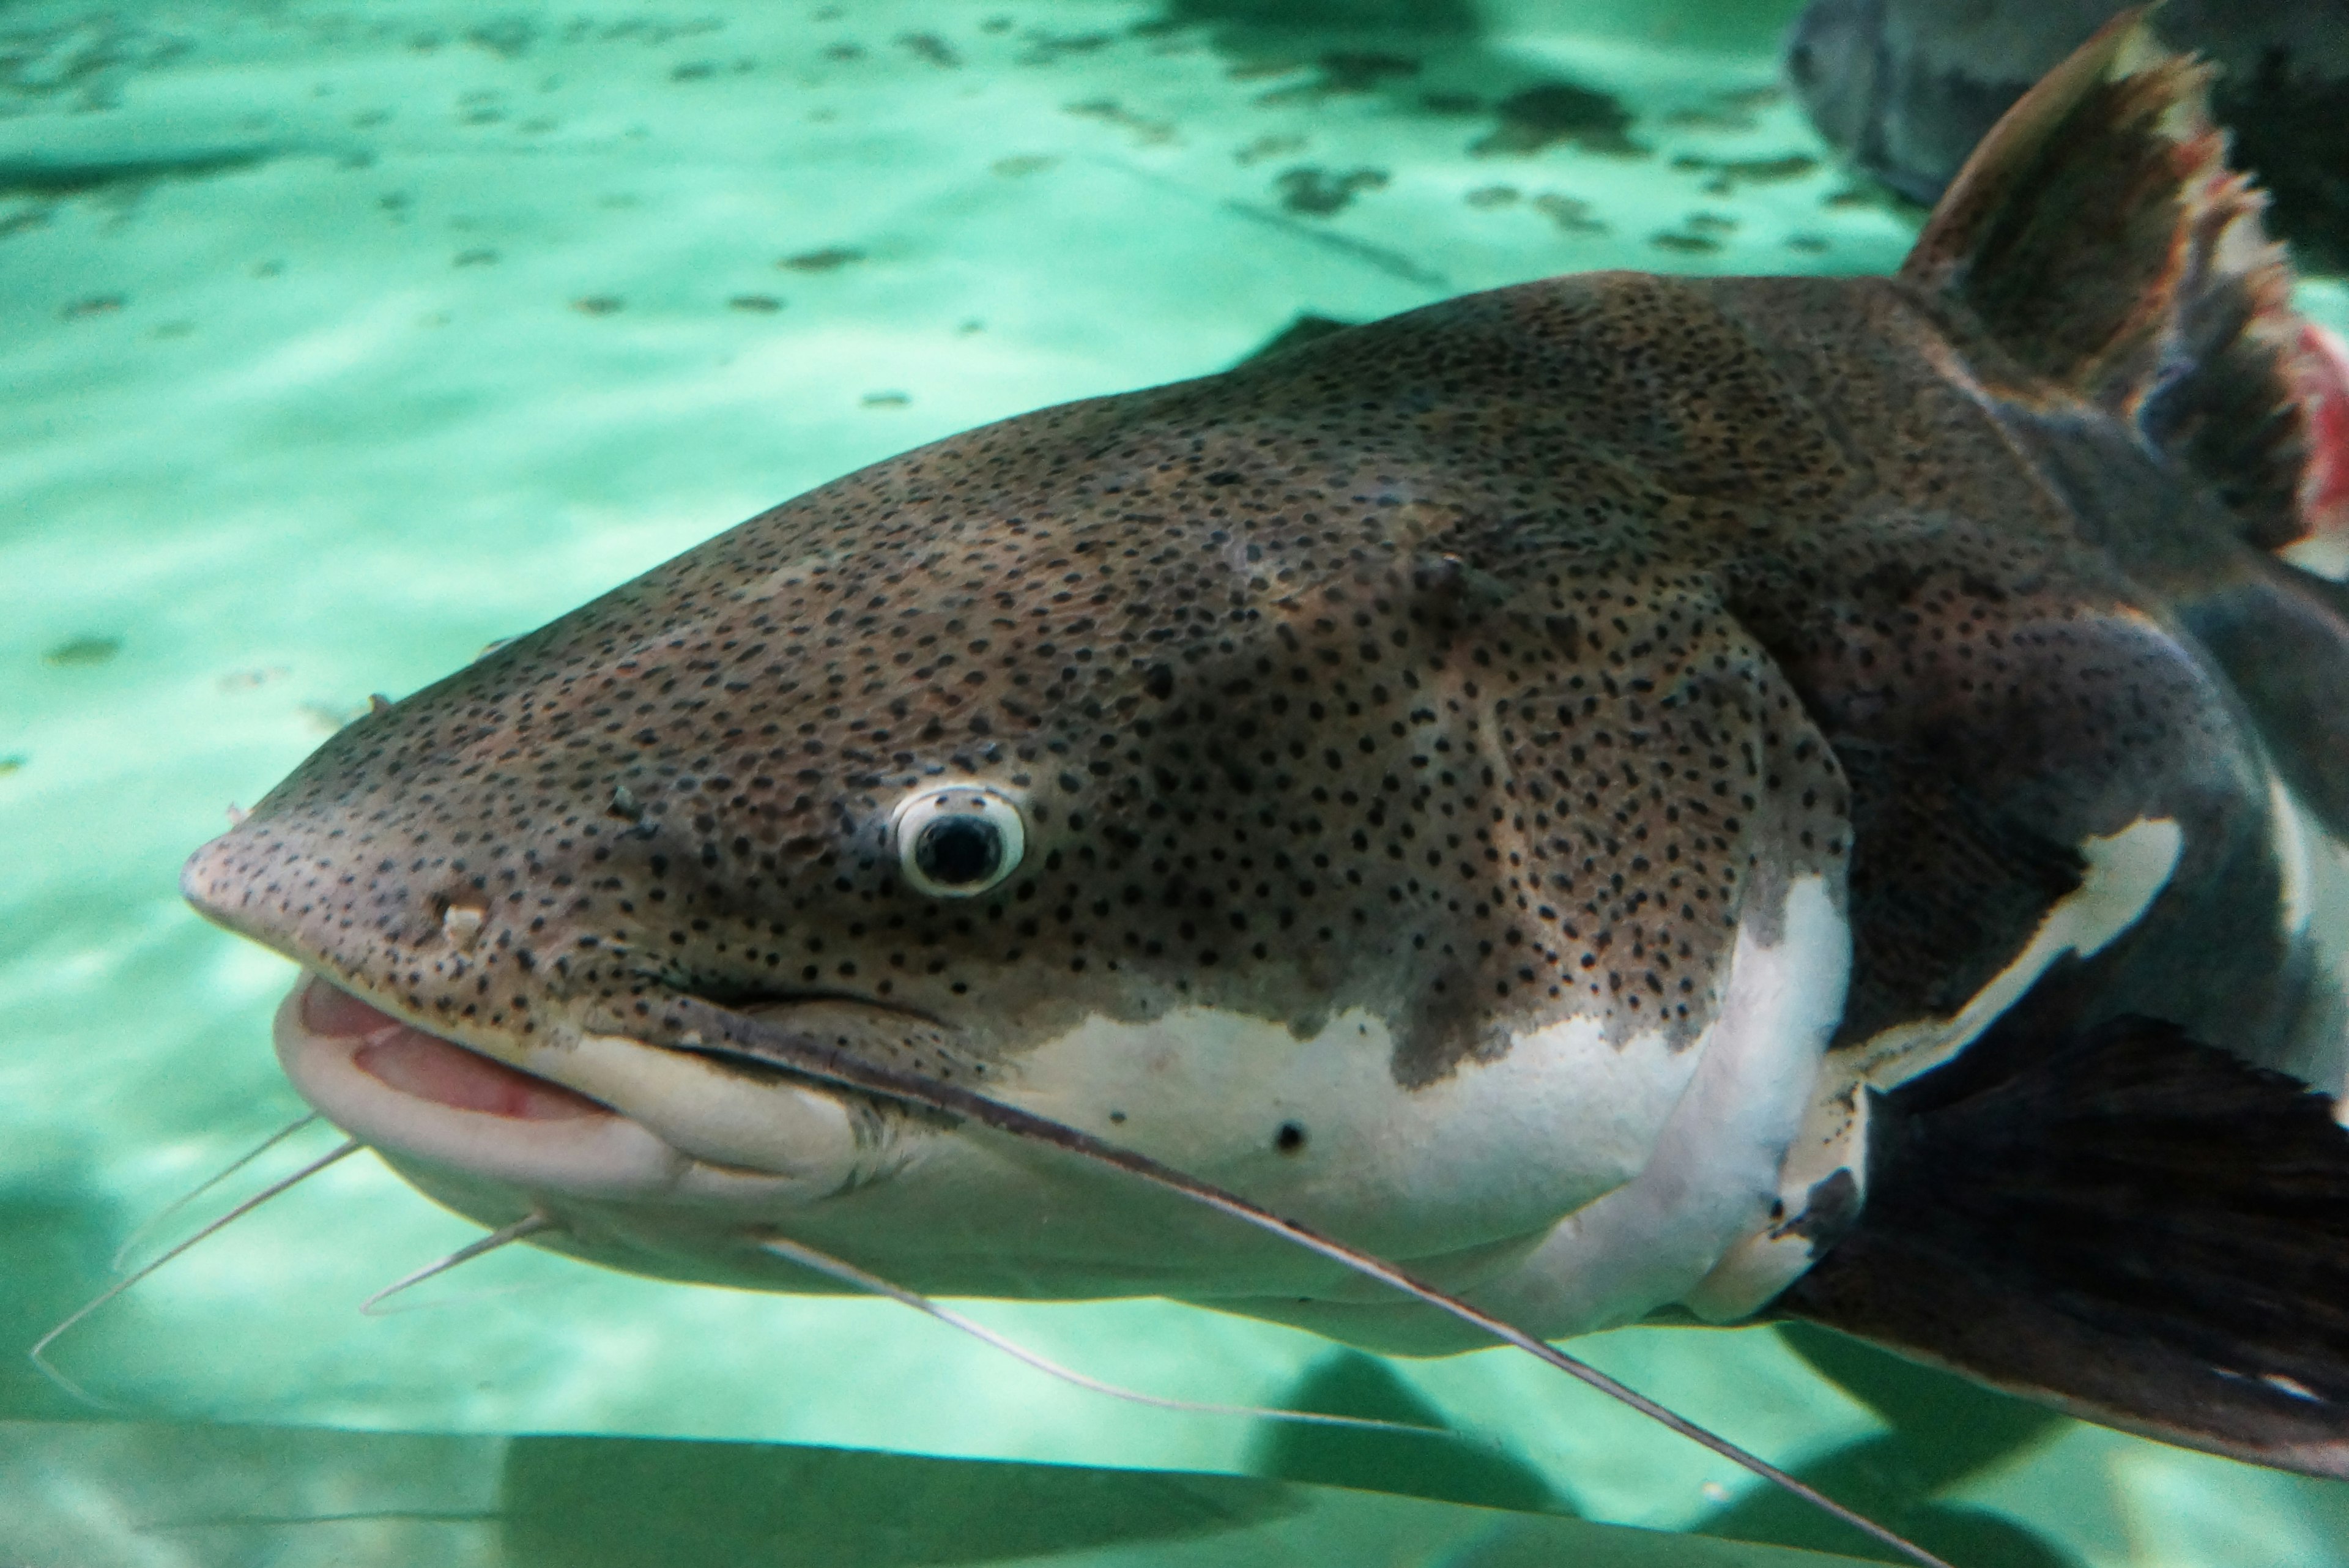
[891,784,1025,898]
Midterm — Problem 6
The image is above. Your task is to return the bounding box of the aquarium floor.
[3,2,2345,1566]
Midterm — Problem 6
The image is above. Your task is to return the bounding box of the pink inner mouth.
[302,978,611,1122]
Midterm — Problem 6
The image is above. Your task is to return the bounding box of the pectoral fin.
[1776,1011,2349,1477]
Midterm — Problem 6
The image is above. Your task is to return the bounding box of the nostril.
[300,976,403,1039]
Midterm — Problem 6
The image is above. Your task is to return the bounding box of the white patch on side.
[2268,779,2349,1116]
[304,983,1716,1305]
[1844,818,2184,1094]
[2280,533,2349,582]
[1463,872,1852,1339]
[1688,817,2184,1320]
[998,995,1705,1269]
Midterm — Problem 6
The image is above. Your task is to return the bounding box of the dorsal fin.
[1899,7,2341,559]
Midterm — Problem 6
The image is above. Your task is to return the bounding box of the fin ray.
[1780,1013,2349,1477]
[1899,7,2338,557]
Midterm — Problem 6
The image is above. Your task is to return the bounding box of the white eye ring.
[891,783,1026,898]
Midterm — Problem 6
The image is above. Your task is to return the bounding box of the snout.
[180,826,285,951]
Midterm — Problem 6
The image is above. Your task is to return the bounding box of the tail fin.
[1899,8,2348,567]
[1777,1012,2349,1478]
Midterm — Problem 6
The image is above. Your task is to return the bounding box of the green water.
[4,2,2347,1564]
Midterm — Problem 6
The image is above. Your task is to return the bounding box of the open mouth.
[272,972,882,1203]
[299,978,613,1123]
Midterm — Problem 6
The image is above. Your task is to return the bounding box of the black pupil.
[915,816,1003,886]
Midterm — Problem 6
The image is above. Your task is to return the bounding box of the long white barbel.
[110,1113,321,1273]
[758,1232,1455,1440]
[31,1139,363,1407]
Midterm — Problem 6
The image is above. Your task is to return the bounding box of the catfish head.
[181,294,1854,1349]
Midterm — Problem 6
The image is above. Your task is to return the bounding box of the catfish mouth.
[271,972,897,1206]
[298,977,614,1124]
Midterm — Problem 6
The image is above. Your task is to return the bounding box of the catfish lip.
[275,968,900,1193]
[299,976,610,1122]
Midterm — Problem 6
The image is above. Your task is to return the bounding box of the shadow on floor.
[1694,1323,2080,1567]
[1246,1346,1570,1514]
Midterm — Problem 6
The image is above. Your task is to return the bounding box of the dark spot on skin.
[1275,1121,1308,1154]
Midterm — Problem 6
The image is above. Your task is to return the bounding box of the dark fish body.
[184,18,2349,1480]
[1787,0,2349,270]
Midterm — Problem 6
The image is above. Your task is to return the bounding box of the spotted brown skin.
[191,271,1906,1090]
